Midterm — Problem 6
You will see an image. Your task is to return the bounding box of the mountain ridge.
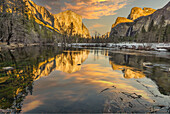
[26,0,90,38]
[109,2,170,42]
[127,7,156,20]
[110,7,156,34]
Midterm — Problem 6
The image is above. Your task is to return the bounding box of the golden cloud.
[45,5,52,10]
[89,24,106,29]
[61,0,128,19]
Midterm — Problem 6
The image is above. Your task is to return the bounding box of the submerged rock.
[143,62,153,67]
[2,67,14,71]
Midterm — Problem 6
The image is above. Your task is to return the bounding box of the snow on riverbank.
[71,43,170,51]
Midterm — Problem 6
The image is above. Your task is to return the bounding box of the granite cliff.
[26,0,90,38]
[111,7,155,29]
[127,7,156,20]
[110,2,170,42]
[112,17,134,28]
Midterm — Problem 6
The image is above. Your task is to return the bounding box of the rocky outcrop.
[112,17,134,28]
[110,2,170,38]
[127,7,156,20]
[26,0,90,38]
[54,10,90,38]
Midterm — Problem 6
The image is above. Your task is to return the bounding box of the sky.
[32,0,169,36]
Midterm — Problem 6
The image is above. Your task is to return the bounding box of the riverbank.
[71,43,170,52]
[1,42,170,52]
[0,42,58,51]
[0,42,38,51]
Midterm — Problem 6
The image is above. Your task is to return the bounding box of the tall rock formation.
[110,7,155,39]
[26,0,90,38]
[127,7,156,20]
[110,2,170,40]
[54,10,90,38]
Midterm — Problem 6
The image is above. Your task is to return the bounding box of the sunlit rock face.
[110,2,170,38]
[112,17,134,28]
[54,10,91,38]
[127,7,156,20]
[25,0,90,38]
[33,50,89,80]
[110,7,155,35]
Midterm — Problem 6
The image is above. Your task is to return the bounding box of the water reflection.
[108,51,170,95]
[33,50,89,80]
[0,46,89,112]
[0,47,170,113]
[110,62,145,79]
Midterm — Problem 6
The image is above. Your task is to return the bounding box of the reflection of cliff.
[109,51,170,95]
[0,48,89,111]
[33,50,89,80]
[110,61,145,79]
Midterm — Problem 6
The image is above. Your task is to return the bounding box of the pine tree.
[69,22,74,38]
[142,26,146,33]
[148,20,154,32]
[160,15,165,27]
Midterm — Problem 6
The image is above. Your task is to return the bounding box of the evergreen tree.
[148,20,154,32]
[142,26,146,33]
[160,15,165,27]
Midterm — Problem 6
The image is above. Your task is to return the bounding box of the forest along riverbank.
[0,43,58,51]
[1,42,170,53]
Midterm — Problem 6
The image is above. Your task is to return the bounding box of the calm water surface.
[0,46,170,113]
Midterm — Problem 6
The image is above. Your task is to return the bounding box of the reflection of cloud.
[22,100,43,113]
[66,64,151,101]
[22,62,168,113]
[61,0,128,19]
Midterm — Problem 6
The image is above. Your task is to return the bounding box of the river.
[0,46,170,113]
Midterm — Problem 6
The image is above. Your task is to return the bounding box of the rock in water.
[2,67,14,71]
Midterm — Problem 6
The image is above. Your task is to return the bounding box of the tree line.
[0,0,169,45]
[0,0,62,45]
